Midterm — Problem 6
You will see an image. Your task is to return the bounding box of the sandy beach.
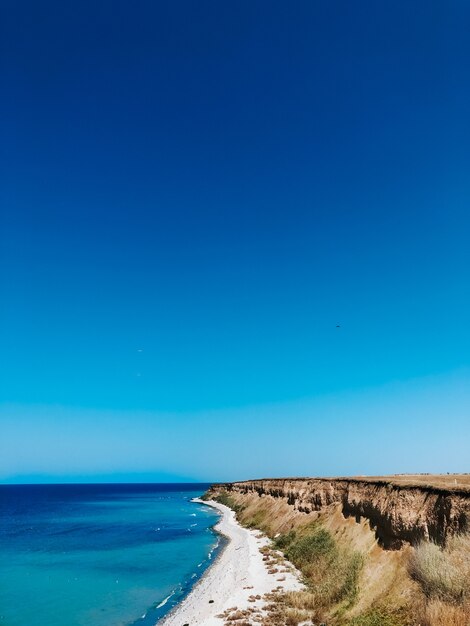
[160,499,303,626]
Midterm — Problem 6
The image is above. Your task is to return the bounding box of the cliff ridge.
[210,476,470,548]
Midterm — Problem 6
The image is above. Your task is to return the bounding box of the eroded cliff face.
[209,478,470,549]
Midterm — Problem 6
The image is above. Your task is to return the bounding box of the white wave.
[156,590,175,609]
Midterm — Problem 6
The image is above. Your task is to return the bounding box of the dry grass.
[229,474,470,493]
[410,534,470,626]
[217,491,305,537]
[361,474,470,492]
[226,610,246,621]
[283,590,318,610]
[420,600,470,626]
[409,534,470,603]
[283,607,312,625]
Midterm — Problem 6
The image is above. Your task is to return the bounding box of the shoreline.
[159,498,303,626]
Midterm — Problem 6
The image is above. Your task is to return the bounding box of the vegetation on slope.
[273,523,363,613]
[346,609,408,626]
[210,489,470,626]
[212,491,364,623]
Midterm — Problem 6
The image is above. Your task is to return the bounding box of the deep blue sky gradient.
[1,0,469,480]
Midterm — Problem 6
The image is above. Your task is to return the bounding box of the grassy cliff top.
[225,474,470,495]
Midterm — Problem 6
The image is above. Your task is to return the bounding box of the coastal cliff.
[206,476,470,624]
[208,476,470,549]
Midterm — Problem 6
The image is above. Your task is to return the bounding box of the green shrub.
[348,609,405,626]
[244,509,267,529]
[338,551,363,605]
[273,530,297,550]
[213,491,245,515]
[276,524,363,609]
[286,528,336,567]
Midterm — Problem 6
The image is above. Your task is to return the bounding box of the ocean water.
[0,484,221,626]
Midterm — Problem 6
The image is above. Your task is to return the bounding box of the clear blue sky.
[1,0,469,482]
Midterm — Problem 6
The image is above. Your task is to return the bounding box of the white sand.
[159,499,304,626]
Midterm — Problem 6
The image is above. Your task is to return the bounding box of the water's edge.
[135,500,228,626]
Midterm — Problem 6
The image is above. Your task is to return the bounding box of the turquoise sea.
[0,484,221,626]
